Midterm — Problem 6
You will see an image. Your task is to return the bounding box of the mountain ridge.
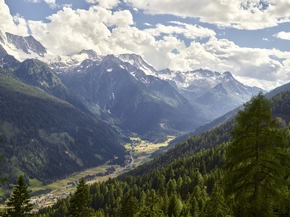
[0,67,126,184]
[0,30,47,60]
[60,55,206,140]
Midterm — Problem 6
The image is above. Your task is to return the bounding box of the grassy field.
[127,136,175,167]
[30,164,120,192]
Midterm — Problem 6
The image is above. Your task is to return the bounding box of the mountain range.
[0,30,264,184]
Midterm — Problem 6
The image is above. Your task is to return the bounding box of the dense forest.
[1,92,290,216]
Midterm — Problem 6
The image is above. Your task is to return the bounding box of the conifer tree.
[53,199,68,217]
[137,190,163,217]
[168,194,183,217]
[4,175,33,217]
[69,178,95,217]
[119,190,138,217]
[224,93,289,216]
[205,183,228,217]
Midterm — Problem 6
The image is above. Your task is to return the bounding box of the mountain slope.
[128,86,290,177]
[117,54,262,119]
[11,58,92,114]
[0,72,125,183]
[61,55,206,140]
[194,81,290,135]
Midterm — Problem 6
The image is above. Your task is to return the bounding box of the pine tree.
[205,183,228,217]
[4,175,33,217]
[168,193,183,217]
[69,178,95,217]
[119,190,138,217]
[137,190,163,217]
[53,199,69,217]
[224,93,290,216]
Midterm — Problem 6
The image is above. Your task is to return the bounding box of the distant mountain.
[119,54,262,119]
[0,30,47,60]
[0,31,264,137]
[60,55,206,140]
[0,54,20,70]
[0,71,125,183]
[193,81,290,135]
[267,81,290,98]
[158,69,261,119]
[49,49,103,73]
[118,53,157,76]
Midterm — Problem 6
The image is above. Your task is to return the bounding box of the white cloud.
[25,0,57,8]
[86,0,120,9]
[28,6,134,55]
[165,37,290,90]
[274,31,290,40]
[0,0,28,35]
[144,23,152,27]
[126,0,290,30]
[145,22,216,40]
[24,0,41,3]
[262,38,269,41]
[44,0,57,8]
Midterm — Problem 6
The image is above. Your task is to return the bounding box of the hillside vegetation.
[37,91,290,216]
[0,72,125,188]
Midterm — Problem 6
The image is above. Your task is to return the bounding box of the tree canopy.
[224,93,290,216]
[68,178,95,217]
[4,175,33,217]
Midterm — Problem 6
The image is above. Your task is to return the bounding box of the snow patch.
[107,68,113,72]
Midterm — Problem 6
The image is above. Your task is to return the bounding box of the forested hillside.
[38,144,228,217]
[36,91,290,217]
[0,72,125,187]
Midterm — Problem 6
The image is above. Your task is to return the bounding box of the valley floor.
[29,136,175,211]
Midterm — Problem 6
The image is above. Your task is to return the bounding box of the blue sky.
[1,0,290,90]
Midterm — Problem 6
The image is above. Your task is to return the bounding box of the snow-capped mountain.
[35,43,263,120]
[118,53,157,76]
[0,30,262,122]
[117,54,262,119]
[0,30,47,61]
[60,55,206,139]
[161,69,261,100]
[49,49,103,73]
[148,67,259,97]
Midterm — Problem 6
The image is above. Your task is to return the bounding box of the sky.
[1,0,290,90]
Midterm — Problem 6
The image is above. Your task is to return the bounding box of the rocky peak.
[6,33,47,56]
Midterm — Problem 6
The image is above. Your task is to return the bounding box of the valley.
[29,136,175,211]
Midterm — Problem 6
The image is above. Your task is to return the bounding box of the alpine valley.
[0,31,263,187]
